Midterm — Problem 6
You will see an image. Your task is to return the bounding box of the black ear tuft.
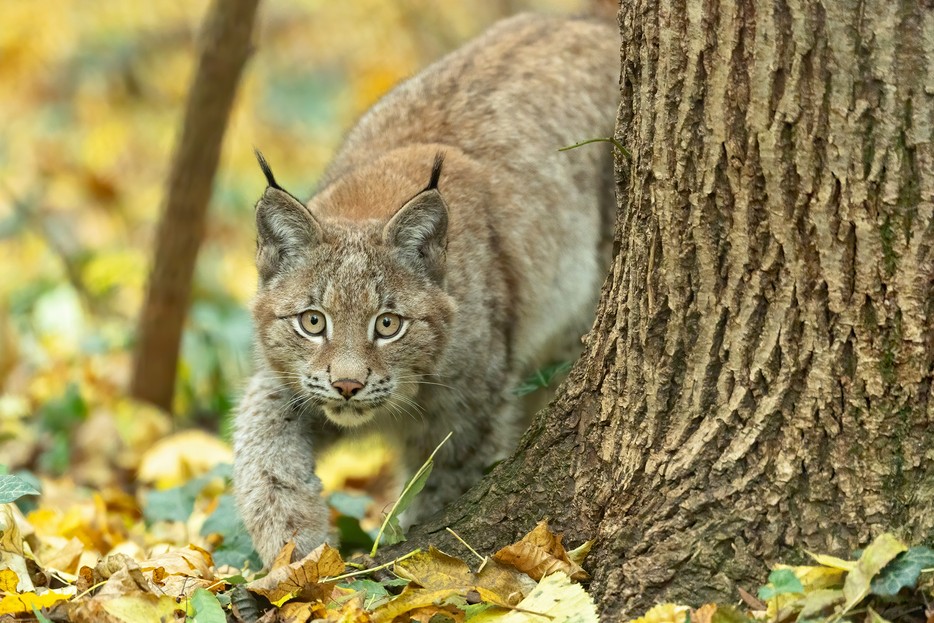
[254,149,284,191]
[425,151,445,192]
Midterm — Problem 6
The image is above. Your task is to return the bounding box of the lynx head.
[250,151,455,428]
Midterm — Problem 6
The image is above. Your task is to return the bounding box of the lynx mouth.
[322,403,376,428]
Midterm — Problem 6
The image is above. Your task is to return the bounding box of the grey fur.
[234,14,619,566]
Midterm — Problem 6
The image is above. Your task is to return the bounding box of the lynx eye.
[375,312,403,339]
[297,310,326,336]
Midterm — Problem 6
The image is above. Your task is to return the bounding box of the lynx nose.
[332,379,365,399]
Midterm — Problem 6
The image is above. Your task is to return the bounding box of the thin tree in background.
[131,0,260,411]
[402,0,934,618]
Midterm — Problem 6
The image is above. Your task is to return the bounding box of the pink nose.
[332,379,364,399]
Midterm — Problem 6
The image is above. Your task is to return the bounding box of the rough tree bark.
[130,0,260,411]
[406,0,934,618]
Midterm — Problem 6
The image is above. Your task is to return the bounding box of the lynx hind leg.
[233,372,332,566]
[400,396,524,527]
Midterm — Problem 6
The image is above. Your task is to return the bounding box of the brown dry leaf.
[140,544,215,579]
[374,547,534,622]
[692,603,718,623]
[492,520,589,581]
[371,585,466,623]
[137,545,218,597]
[38,536,85,575]
[278,599,328,622]
[272,540,297,570]
[476,560,537,605]
[314,593,372,623]
[92,553,157,598]
[246,543,345,604]
[404,604,465,622]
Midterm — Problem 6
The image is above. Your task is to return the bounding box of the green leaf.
[200,494,262,570]
[464,602,496,620]
[869,546,934,597]
[757,569,804,600]
[143,486,196,524]
[710,605,753,623]
[0,474,40,504]
[189,588,226,623]
[513,361,572,396]
[336,515,375,556]
[371,432,451,556]
[38,382,87,433]
[31,607,53,623]
[338,578,392,609]
[144,464,233,525]
[866,606,893,623]
[329,491,371,520]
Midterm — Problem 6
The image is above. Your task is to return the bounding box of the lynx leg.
[233,371,331,566]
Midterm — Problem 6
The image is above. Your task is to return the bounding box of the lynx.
[234,13,619,565]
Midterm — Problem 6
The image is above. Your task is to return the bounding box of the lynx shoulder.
[234,13,619,565]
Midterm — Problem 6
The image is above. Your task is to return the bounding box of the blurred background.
[0,0,592,564]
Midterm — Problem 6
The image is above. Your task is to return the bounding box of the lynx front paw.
[237,477,330,566]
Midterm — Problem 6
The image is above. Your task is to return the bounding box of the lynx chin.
[233,13,619,565]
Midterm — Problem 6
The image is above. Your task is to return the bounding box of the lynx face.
[251,154,455,428]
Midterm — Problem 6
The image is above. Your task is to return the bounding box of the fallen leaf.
[246,543,345,604]
[806,551,857,572]
[0,587,72,616]
[92,554,157,598]
[137,430,232,489]
[0,505,34,592]
[374,547,535,622]
[627,603,691,623]
[468,571,598,623]
[97,594,181,623]
[278,599,328,622]
[492,521,589,581]
[870,546,934,597]
[692,604,718,623]
[842,533,908,609]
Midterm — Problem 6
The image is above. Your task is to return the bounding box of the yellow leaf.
[137,430,232,489]
[371,586,465,623]
[798,588,845,619]
[843,534,908,609]
[101,594,182,623]
[470,572,599,623]
[806,550,857,572]
[279,599,329,622]
[0,569,19,592]
[0,588,71,615]
[492,521,589,581]
[395,547,533,605]
[628,603,692,623]
[566,540,594,567]
[796,564,847,590]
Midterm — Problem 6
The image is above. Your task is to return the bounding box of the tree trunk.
[130,0,260,411]
[406,0,934,618]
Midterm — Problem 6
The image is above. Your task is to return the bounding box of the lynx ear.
[383,153,448,283]
[254,151,321,283]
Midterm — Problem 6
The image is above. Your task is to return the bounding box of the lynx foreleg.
[233,371,329,566]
